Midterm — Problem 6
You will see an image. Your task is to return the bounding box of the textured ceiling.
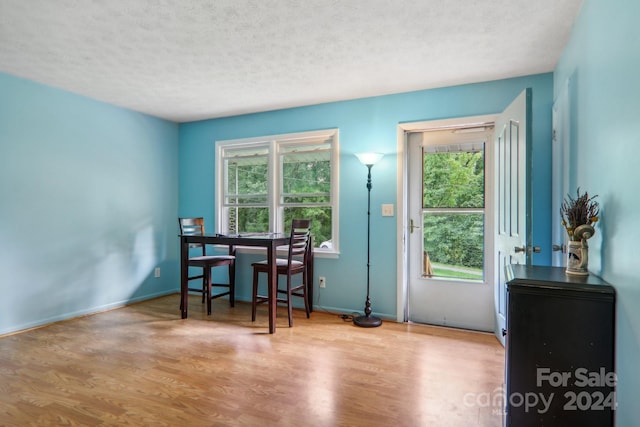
[0,0,583,123]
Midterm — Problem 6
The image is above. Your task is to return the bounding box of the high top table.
[179,232,313,333]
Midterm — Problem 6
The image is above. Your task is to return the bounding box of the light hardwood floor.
[0,295,505,426]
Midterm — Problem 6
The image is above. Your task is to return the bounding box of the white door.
[551,80,571,267]
[406,120,496,332]
[494,89,532,346]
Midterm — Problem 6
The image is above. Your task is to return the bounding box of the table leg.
[307,236,314,313]
[267,241,277,333]
[180,236,188,319]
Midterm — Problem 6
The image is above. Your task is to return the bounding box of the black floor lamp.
[353,152,384,328]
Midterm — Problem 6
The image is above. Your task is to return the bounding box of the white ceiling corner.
[0,0,583,123]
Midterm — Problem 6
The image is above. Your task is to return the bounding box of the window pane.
[227,207,269,234]
[284,207,332,249]
[225,148,268,200]
[423,146,484,209]
[423,213,484,280]
[282,149,330,204]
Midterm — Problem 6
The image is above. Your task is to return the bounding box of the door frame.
[396,114,497,323]
[551,79,571,267]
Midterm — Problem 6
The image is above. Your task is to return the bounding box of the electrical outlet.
[319,276,326,288]
[154,267,161,278]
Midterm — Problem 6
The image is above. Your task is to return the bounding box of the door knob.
[552,244,566,253]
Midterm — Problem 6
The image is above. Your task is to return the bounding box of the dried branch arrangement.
[560,188,600,241]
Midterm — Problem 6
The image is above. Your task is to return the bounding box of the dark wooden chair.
[179,217,235,315]
[251,219,312,327]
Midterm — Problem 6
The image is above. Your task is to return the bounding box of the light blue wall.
[179,73,554,317]
[0,71,553,335]
[0,72,180,335]
[554,0,640,424]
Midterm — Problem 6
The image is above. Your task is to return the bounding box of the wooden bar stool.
[179,217,235,315]
[251,219,311,327]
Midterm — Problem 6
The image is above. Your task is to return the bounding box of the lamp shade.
[355,152,384,166]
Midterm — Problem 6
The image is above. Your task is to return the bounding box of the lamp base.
[353,314,382,328]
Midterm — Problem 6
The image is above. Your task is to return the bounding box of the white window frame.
[215,129,340,255]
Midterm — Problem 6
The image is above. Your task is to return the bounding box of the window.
[216,129,339,252]
[422,141,485,280]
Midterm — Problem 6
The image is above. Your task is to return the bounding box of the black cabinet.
[505,265,615,427]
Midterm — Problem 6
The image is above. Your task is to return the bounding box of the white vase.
[566,240,589,275]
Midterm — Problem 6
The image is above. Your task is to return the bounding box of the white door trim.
[396,115,497,323]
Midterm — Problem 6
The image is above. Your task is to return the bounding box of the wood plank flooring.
[0,295,505,426]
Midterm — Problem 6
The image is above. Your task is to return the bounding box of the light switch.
[382,204,394,217]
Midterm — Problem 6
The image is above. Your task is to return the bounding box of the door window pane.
[422,142,485,280]
[423,144,484,209]
[423,213,484,280]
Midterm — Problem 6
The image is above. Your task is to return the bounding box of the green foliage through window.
[422,144,485,280]
[423,150,484,208]
[218,131,337,249]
